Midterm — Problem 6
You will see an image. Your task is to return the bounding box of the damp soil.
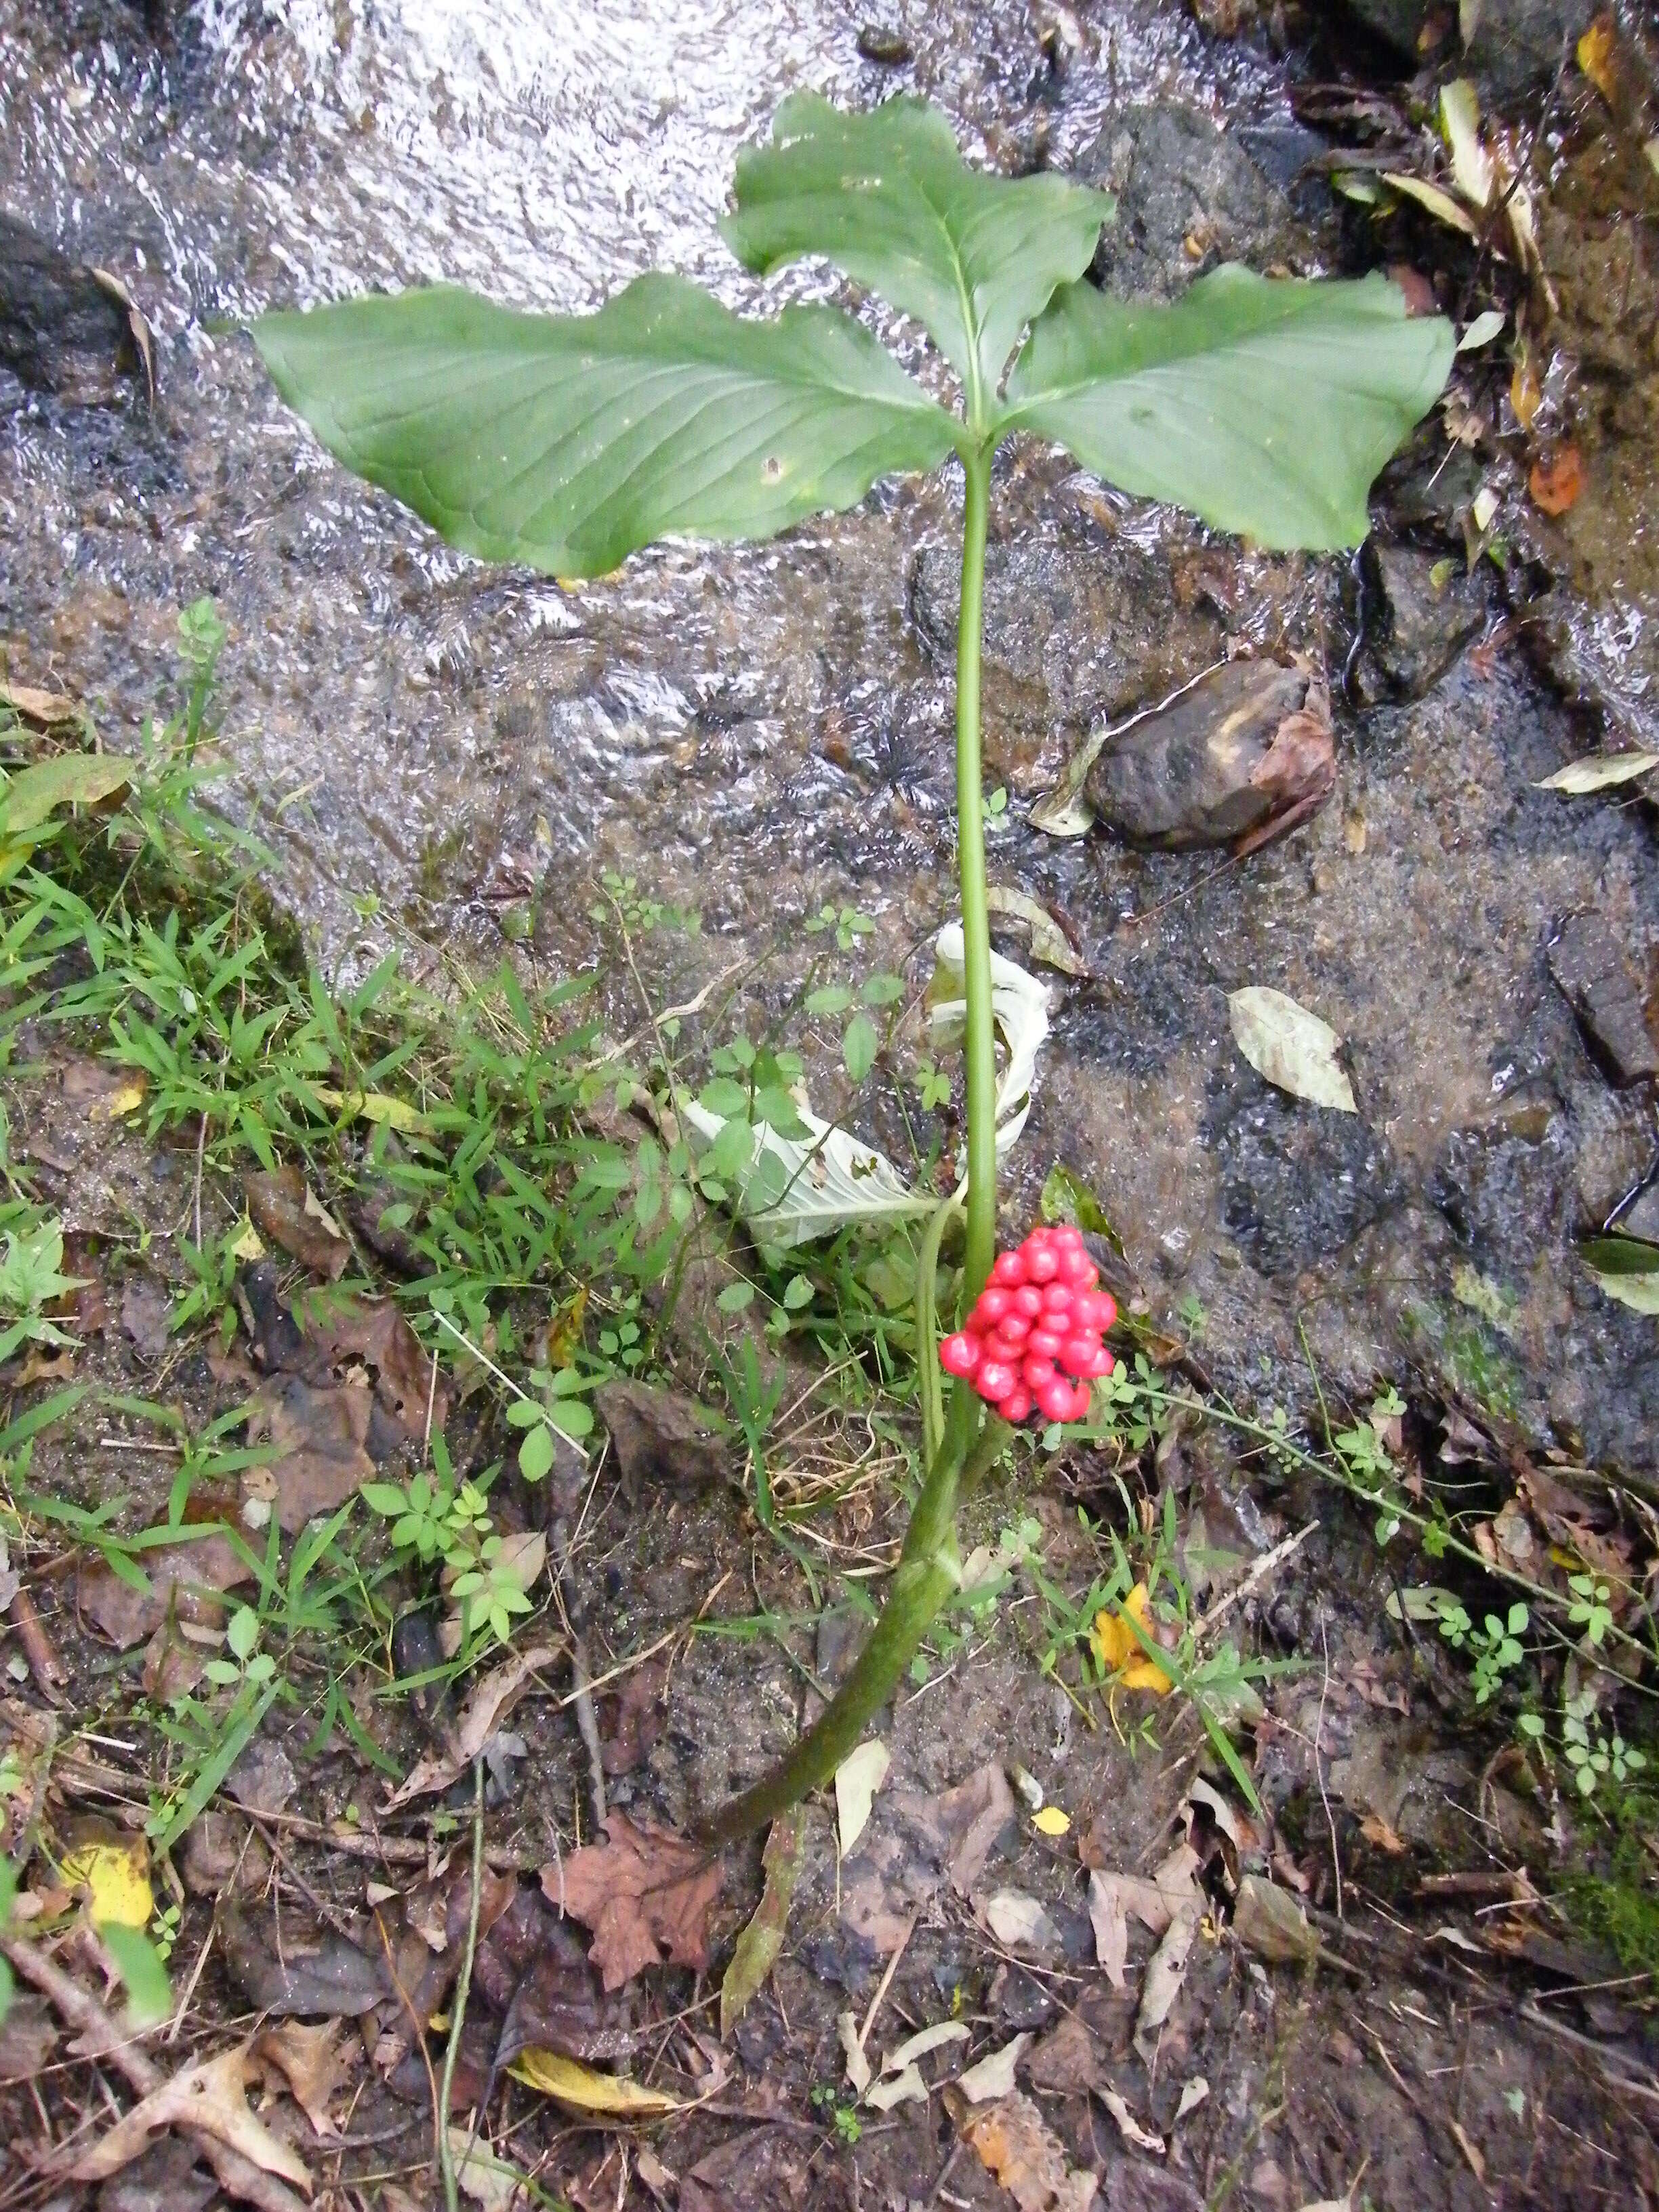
[4,1,1659,2207]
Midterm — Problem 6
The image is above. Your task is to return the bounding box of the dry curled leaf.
[384,1641,556,1809]
[255,2019,357,2137]
[835,1738,890,1856]
[551,1812,723,1991]
[1087,1845,1202,1986]
[947,2087,1097,2212]
[245,1166,351,1281]
[1099,2087,1166,2154]
[719,1809,804,2039]
[66,2045,311,2190]
[955,2033,1030,2104]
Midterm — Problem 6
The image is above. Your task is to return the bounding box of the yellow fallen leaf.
[229,1216,266,1263]
[62,1835,152,1928]
[508,2047,684,2116]
[1031,1805,1071,1837]
[1577,14,1618,103]
[1092,1583,1174,1694]
[313,1085,430,1134]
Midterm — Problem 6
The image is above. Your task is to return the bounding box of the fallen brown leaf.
[1232,1875,1318,1967]
[383,1641,556,1810]
[0,679,78,724]
[120,1276,173,1363]
[472,1887,642,2067]
[1086,1844,1202,1988]
[78,1508,253,1652]
[841,1760,1017,1953]
[552,1813,723,1992]
[254,2020,358,2137]
[1359,1812,1408,1856]
[245,1167,351,1282]
[245,1373,375,1532]
[66,2044,311,2191]
[946,2087,1097,2212]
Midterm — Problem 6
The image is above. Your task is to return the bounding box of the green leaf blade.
[722,94,1113,419]
[253,274,958,577]
[1002,267,1454,550]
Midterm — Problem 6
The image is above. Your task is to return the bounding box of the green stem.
[696,442,1009,1848]
[955,441,998,1306]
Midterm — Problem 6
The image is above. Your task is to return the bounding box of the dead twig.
[1,1930,308,2212]
[6,1582,66,1701]
[438,1758,487,2212]
[551,1508,606,1835]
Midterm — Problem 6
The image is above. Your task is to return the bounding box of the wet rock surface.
[1339,0,1584,96]
[1357,539,1489,701]
[1076,99,1326,299]
[1,3,1657,1486]
[0,211,143,404]
[1549,909,1659,1086]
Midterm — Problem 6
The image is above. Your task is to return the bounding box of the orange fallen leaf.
[946,2087,1097,2212]
[1529,446,1584,516]
[1091,1582,1174,1694]
[1359,1812,1408,1856]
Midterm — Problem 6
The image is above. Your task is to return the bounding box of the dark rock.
[855,22,912,63]
[0,213,148,405]
[1549,912,1659,1085]
[1078,656,1334,851]
[1075,103,1316,300]
[1357,542,1488,700]
[1338,0,1582,96]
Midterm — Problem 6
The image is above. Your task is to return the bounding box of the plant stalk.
[954,440,998,1306]
[697,441,1008,1848]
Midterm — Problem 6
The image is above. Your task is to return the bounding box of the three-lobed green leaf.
[254,271,957,579]
[1000,266,1455,550]
[721,93,1113,423]
[252,97,1452,575]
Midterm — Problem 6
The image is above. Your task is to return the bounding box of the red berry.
[1088,1345,1115,1378]
[1060,1249,1097,1288]
[1027,1326,1064,1359]
[1040,1281,1075,1316]
[1036,1374,1077,1422]
[991,1250,1027,1288]
[987,1328,1029,1364]
[1023,1352,1057,1391]
[1060,1333,1099,1378]
[939,1332,981,1376]
[976,1357,1017,1403]
[1012,1284,1045,1319]
[973,1286,1013,1328]
[1050,1224,1085,1253]
[1000,1387,1033,1422]
[1076,1290,1117,1332]
[995,1309,1032,1341]
[1025,1243,1060,1284]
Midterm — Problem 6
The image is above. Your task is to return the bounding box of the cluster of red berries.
[939,1225,1116,1426]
